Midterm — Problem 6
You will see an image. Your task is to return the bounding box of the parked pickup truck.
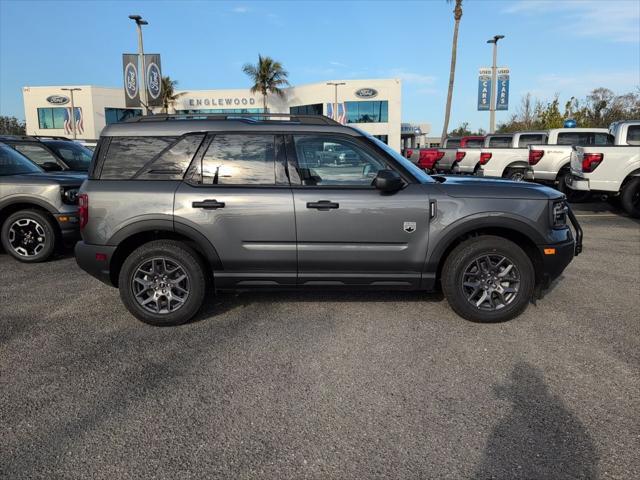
[528,128,611,198]
[434,136,484,173]
[567,121,640,217]
[475,131,548,180]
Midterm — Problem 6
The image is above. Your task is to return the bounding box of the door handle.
[307,200,339,210]
[192,199,225,209]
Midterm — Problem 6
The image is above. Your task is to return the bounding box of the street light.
[129,14,149,115]
[326,82,346,122]
[487,34,505,133]
[61,87,81,139]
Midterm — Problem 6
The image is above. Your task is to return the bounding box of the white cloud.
[526,70,640,99]
[505,0,640,43]
[329,61,348,67]
[232,6,250,14]
[383,68,437,85]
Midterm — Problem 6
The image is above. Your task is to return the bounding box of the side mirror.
[373,169,403,193]
[41,162,63,172]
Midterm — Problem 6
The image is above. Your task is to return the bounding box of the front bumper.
[53,213,80,243]
[538,207,583,288]
[566,173,590,191]
[75,241,117,287]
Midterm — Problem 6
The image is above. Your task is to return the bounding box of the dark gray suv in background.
[75,114,582,326]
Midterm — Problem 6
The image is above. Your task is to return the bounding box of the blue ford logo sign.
[146,63,162,100]
[46,95,69,105]
[124,62,138,100]
[355,88,378,99]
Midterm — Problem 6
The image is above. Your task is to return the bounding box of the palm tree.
[441,0,463,143]
[242,55,290,113]
[160,76,184,113]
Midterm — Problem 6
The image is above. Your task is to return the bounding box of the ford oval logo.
[124,62,139,100]
[46,95,69,105]
[146,62,162,100]
[355,88,378,99]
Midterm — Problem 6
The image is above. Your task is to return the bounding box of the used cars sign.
[355,88,378,99]
[46,95,69,105]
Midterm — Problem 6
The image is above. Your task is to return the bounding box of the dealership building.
[23,79,432,151]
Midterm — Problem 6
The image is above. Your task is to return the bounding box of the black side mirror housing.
[373,169,403,193]
[41,162,63,172]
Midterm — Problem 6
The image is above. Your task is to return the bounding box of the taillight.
[455,151,466,162]
[406,149,413,158]
[479,152,492,165]
[417,149,445,169]
[529,149,544,165]
[78,193,88,229]
[582,153,603,173]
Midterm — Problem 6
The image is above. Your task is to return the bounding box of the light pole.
[61,87,81,139]
[129,14,149,115]
[326,82,346,122]
[487,34,505,133]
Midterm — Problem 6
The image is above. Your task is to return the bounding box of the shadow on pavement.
[472,361,598,480]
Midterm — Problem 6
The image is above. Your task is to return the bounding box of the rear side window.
[627,125,640,145]
[135,134,205,180]
[100,136,177,179]
[487,136,512,148]
[200,134,276,185]
[517,134,546,147]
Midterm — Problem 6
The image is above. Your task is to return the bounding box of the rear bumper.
[75,241,117,287]
[566,173,591,191]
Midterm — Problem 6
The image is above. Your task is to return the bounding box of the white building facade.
[22,79,408,151]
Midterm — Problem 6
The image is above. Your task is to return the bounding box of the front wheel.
[1,209,57,262]
[442,236,535,323]
[118,240,207,326]
[620,177,640,218]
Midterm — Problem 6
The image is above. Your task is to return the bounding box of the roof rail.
[33,135,72,141]
[125,112,341,126]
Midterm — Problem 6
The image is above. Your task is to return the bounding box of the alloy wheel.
[462,254,520,311]
[131,257,190,314]
[8,218,46,257]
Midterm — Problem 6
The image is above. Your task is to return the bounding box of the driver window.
[292,135,385,186]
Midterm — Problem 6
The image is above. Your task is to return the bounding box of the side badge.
[403,221,416,233]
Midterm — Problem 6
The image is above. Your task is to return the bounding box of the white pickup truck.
[434,136,484,173]
[567,121,640,217]
[475,131,548,180]
[455,134,511,174]
[527,128,611,198]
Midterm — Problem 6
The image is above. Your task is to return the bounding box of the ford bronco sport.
[75,114,582,326]
[0,142,83,262]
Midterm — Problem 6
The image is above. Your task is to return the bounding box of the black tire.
[620,177,640,218]
[118,240,207,326]
[557,171,590,203]
[442,235,535,323]
[503,168,527,182]
[1,209,57,263]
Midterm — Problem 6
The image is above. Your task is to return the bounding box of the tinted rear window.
[100,136,177,179]
[464,139,484,148]
[626,125,640,145]
[517,134,546,148]
[487,136,512,148]
[445,139,461,148]
[135,134,205,180]
[557,132,612,146]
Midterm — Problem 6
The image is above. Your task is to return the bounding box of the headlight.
[551,200,568,228]
[61,187,79,205]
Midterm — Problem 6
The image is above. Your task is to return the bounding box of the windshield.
[367,136,433,183]
[0,143,43,176]
[44,141,93,170]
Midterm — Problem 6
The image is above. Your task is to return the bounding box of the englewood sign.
[46,95,70,105]
[185,97,258,108]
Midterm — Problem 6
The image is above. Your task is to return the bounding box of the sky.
[0,0,638,134]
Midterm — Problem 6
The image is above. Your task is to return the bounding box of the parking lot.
[1,202,638,479]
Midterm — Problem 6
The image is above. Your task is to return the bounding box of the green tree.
[242,54,290,113]
[0,116,25,135]
[441,0,463,144]
[449,122,485,137]
[160,76,185,114]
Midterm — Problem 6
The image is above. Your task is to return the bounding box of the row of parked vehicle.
[403,120,640,217]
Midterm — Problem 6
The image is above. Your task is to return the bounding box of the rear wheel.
[620,177,640,218]
[1,209,57,262]
[503,168,527,182]
[442,236,535,323]
[118,240,207,326]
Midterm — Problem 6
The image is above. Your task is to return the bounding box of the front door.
[288,134,431,288]
[174,133,296,288]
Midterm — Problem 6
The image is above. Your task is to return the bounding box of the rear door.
[287,133,431,288]
[174,133,296,288]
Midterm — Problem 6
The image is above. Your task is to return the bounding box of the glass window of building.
[345,101,389,123]
[290,104,323,116]
[37,108,66,129]
[105,108,142,125]
[200,134,275,185]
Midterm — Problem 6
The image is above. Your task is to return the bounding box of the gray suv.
[0,142,83,262]
[75,114,582,326]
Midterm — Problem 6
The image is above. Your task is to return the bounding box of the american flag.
[326,103,347,124]
[64,107,84,135]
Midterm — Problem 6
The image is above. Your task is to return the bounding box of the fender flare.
[425,213,546,272]
[0,195,59,216]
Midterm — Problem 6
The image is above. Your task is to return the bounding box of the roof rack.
[125,112,341,126]
[33,135,72,141]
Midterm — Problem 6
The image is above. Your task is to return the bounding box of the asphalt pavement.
[1,203,639,479]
